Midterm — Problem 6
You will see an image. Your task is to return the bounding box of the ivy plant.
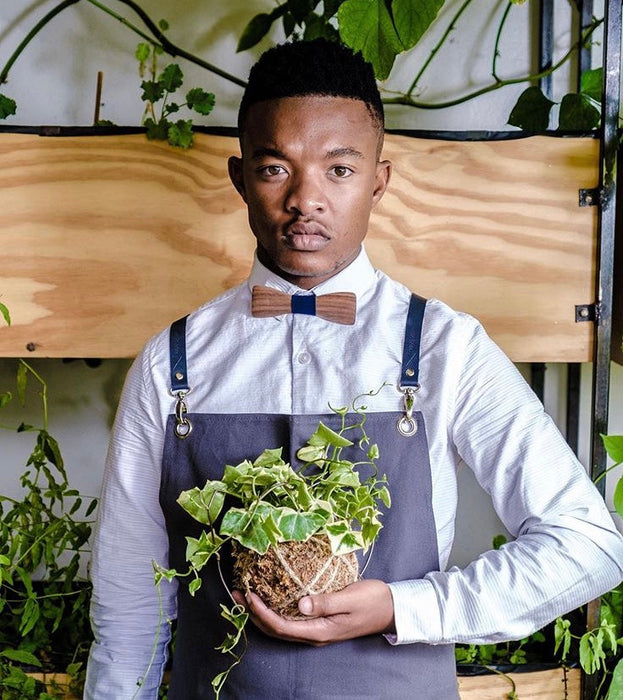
[153,397,390,698]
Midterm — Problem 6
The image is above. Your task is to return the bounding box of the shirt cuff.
[385,579,443,645]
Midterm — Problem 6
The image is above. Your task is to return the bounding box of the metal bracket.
[575,303,597,322]
[578,188,600,207]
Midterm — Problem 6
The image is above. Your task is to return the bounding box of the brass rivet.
[405,368,415,377]
[175,372,184,381]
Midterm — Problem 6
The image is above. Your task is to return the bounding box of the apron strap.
[400,294,427,389]
[169,316,193,439]
[170,316,190,392]
[397,294,427,437]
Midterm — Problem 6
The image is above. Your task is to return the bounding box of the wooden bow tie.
[251,285,356,325]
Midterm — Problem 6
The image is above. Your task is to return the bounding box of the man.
[85,39,623,699]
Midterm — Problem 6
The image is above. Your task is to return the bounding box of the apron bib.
[160,296,458,699]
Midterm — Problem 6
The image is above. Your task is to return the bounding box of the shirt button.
[297,351,311,365]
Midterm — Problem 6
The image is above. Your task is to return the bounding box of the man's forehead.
[240,96,381,154]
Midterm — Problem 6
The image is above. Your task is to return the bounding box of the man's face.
[228,95,391,289]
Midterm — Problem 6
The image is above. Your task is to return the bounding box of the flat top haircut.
[237,38,384,139]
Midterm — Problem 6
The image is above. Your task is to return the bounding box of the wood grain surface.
[0,132,599,360]
[458,666,580,699]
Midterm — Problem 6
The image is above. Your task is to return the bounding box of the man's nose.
[285,173,325,216]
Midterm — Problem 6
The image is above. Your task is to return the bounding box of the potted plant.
[154,399,390,698]
[0,308,96,699]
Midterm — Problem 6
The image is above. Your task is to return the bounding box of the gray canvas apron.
[160,295,459,699]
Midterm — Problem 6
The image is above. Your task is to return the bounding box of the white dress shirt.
[85,247,623,698]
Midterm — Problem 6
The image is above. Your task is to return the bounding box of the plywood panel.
[0,132,598,360]
[458,667,580,699]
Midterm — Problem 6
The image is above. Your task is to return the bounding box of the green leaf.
[168,119,194,149]
[338,0,404,81]
[158,18,170,32]
[221,507,275,553]
[614,476,623,519]
[508,86,555,131]
[252,448,284,468]
[581,67,602,102]
[297,444,326,463]
[0,301,10,326]
[0,390,12,408]
[367,443,379,460]
[273,507,327,541]
[554,616,571,660]
[188,577,202,595]
[0,93,17,120]
[135,42,151,62]
[185,530,224,569]
[0,649,42,667]
[141,80,164,104]
[186,88,215,116]
[144,117,169,142]
[307,422,353,448]
[392,0,444,51]
[607,659,623,699]
[159,64,184,93]
[492,534,507,550]
[237,13,274,52]
[19,597,40,637]
[17,362,28,405]
[558,93,600,131]
[602,435,623,464]
[325,520,364,553]
[177,481,226,525]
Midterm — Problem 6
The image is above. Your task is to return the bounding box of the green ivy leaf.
[237,13,275,52]
[168,119,194,149]
[338,0,404,81]
[508,86,555,131]
[307,422,353,448]
[158,18,170,32]
[159,64,184,94]
[253,448,285,468]
[581,67,603,101]
[602,435,623,464]
[303,13,338,41]
[273,507,328,541]
[0,93,17,120]
[186,88,215,116]
[554,616,571,660]
[185,530,224,569]
[558,93,600,131]
[140,80,164,104]
[188,577,202,596]
[177,481,226,525]
[392,0,444,51]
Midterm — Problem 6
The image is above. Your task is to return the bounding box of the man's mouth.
[282,222,330,251]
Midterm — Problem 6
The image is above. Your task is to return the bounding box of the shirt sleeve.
[84,344,176,698]
[388,316,623,645]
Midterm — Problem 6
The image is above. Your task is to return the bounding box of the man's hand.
[232,579,395,646]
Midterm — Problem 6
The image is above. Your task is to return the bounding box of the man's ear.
[228,155,247,202]
[372,159,392,207]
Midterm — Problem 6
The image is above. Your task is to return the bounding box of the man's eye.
[260,164,286,176]
[330,166,353,178]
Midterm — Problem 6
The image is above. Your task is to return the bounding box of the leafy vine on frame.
[0,0,608,135]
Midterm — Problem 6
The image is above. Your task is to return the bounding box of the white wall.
[0,0,620,568]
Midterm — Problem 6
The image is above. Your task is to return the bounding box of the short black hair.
[237,38,384,136]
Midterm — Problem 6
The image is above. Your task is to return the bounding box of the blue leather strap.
[400,294,427,388]
[169,316,189,392]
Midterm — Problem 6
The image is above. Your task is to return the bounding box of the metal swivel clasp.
[396,385,419,437]
[174,390,193,439]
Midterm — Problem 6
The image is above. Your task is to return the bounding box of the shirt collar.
[246,245,377,301]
